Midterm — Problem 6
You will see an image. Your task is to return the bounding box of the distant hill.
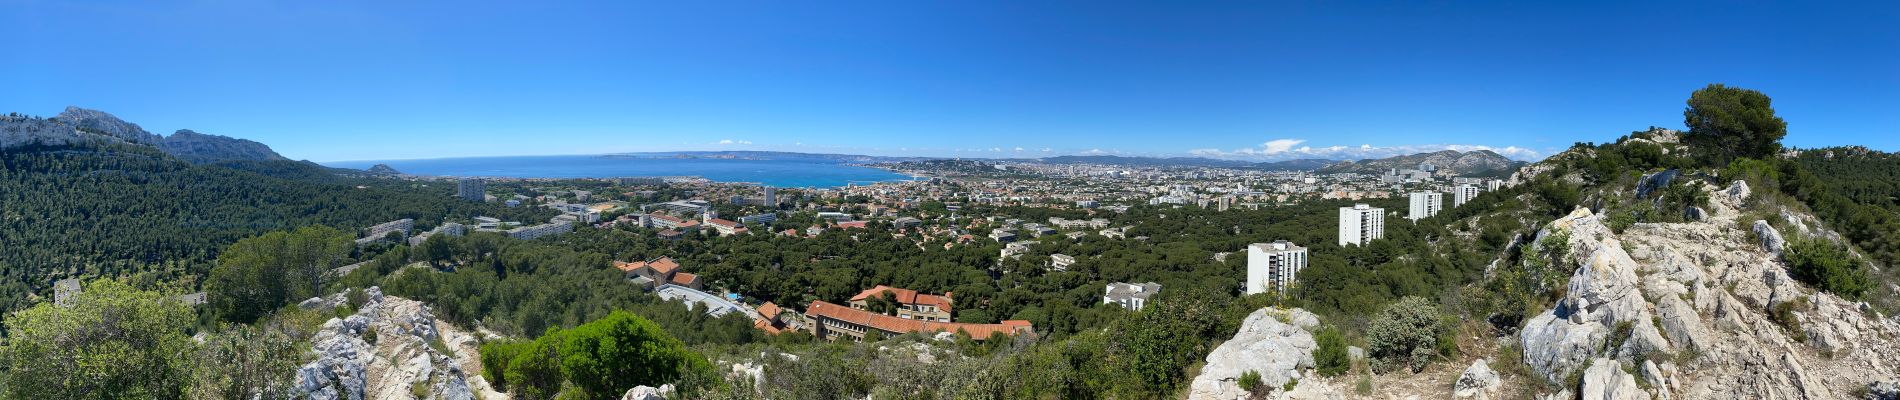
[4,107,292,164]
[158,129,288,163]
[1314,150,1523,177]
[1251,158,1338,171]
[1037,155,1253,168]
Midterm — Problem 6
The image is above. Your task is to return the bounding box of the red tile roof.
[752,318,783,335]
[707,218,739,228]
[649,257,679,275]
[669,271,698,286]
[757,302,782,320]
[805,300,1030,340]
[850,285,953,313]
[612,260,642,273]
[836,221,868,229]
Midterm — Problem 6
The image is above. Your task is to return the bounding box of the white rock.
[623,385,666,400]
[1453,359,1502,399]
[1578,358,1643,400]
[1187,308,1318,400]
[1753,220,1785,257]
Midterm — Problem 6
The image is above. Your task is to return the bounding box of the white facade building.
[1453,185,1481,208]
[1408,192,1442,221]
[1246,241,1308,295]
[1338,204,1385,246]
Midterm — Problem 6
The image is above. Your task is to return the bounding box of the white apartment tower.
[1246,241,1308,295]
[1338,204,1385,246]
[1453,185,1481,208]
[1408,192,1442,221]
[457,178,486,202]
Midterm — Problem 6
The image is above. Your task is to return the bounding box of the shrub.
[1784,239,1870,299]
[1365,296,1444,373]
[1237,370,1262,393]
[1314,326,1350,377]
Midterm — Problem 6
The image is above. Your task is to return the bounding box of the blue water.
[322,155,916,188]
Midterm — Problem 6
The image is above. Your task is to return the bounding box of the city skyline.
[5,1,1896,162]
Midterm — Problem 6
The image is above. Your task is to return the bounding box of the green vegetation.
[1683,83,1788,166]
[481,311,716,399]
[1237,370,1263,393]
[0,141,550,316]
[205,225,354,323]
[1314,326,1351,377]
[1365,296,1445,373]
[1784,238,1870,299]
[2,280,196,399]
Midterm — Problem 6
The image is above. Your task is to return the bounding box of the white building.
[1246,241,1308,295]
[456,178,486,202]
[1453,185,1481,208]
[1408,192,1442,221]
[1338,204,1385,246]
[1104,282,1161,311]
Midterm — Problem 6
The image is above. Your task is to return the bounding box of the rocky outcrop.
[621,386,665,400]
[1512,181,1900,399]
[1578,358,1642,400]
[292,287,479,400]
[1753,220,1786,257]
[1188,308,1322,400]
[158,129,287,163]
[53,106,161,144]
[1454,359,1502,399]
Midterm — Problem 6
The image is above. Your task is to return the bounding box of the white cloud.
[1190,138,1544,161]
[1261,139,1306,154]
[714,139,753,145]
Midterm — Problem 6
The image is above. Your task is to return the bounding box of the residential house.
[848,285,953,322]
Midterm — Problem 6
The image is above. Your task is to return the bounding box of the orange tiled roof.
[613,260,642,273]
[649,257,679,275]
[850,285,953,313]
[707,218,739,228]
[752,318,782,335]
[669,272,698,286]
[805,300,1029,340]
[757,302,782,320]
[836,221,868,229]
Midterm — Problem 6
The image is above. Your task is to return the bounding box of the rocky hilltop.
[1316,150,1522,177]
[292,287,506,400]
[159,129,288,163]
[1190,173,1900,399]
[54,106,164,145]
[2,107,290,164]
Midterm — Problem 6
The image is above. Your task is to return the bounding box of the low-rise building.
[1049,253,1076,271]
[848,285,953,322]
[805,300,1032,342]
[1104,282,1161,311]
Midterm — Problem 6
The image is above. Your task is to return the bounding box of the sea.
[322,154,917,188]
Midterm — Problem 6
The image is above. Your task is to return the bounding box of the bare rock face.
[1513,182,1900,399]
[1578,358,1642,400]
[291,287,477,400]
[53,106,161,144]
[1454,359,1502,399]
[1188,308,1321,400]
[621,386,665,400]
[1753,220,1786,257]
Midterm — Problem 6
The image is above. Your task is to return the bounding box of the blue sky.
[3,1,1897,162]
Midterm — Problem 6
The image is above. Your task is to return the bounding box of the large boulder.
[1454,359,1502,399]
[1753,220,1785,257]
[623,385,666,400]
[1519,310,1607,383]
[1188,308,1319,400]
[1578,358,1643,400]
